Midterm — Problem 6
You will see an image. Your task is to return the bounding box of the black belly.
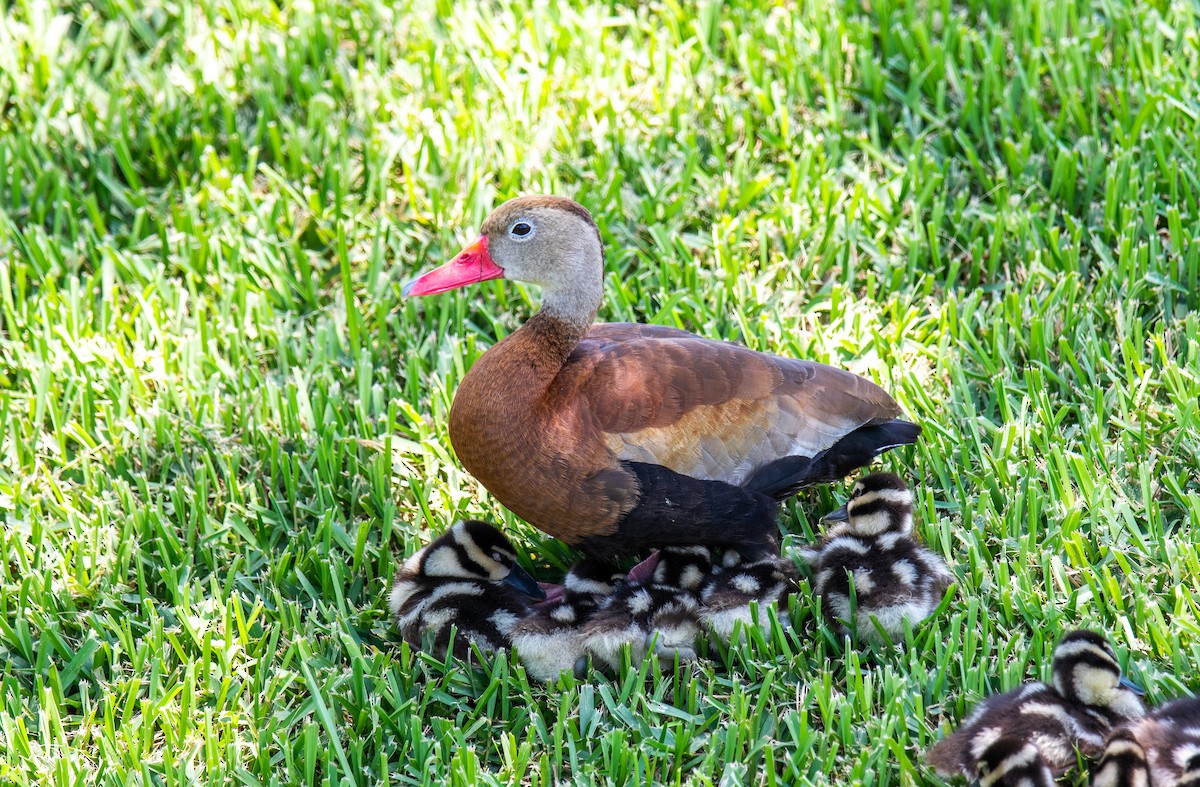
[574,461,781,561]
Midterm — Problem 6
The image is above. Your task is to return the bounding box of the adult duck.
[403,196,919,560]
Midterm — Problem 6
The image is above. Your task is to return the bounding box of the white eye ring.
[510,221,535,241]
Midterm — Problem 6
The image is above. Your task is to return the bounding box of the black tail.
[742,419,921,500]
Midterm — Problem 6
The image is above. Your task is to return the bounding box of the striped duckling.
[927,630,1147,783]
[976,738,1056,787]
[1091,696,1200,787]
[805,472,953,643]
[510,558,627,682]
[699,549,800,642]
[388,520,545,660]
[580,546,711,674]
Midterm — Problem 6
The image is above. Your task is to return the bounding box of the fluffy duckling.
[388,520,545,660]
[510,559,626,683]
[976,738,1056,786]
[1091,696,1200,787]
[699,550,800,642]
[927,630,1147,782]
[805,472,953,643]
[580,546,711,674]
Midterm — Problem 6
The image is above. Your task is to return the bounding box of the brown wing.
[585,322,700,342]
[556,323,903,486]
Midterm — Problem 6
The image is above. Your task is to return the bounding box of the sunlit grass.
[1,0,1198,784]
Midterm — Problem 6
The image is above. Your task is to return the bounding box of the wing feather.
[559,323,904,484]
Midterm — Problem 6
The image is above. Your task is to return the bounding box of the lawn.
[2,0,1199,784]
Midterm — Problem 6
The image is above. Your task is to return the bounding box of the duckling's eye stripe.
[1060,647,1120,670]
[454,527,496,574]
[847,497,912,520]
[851,488,912,507]
[1054,639,1115,662]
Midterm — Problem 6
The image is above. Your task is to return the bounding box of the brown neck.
[447,303,626,543]
[447,307,606,529]
[450,310,589,434]
[518,310,590,372]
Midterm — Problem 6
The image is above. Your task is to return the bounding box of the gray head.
[403,520,544,599]
[824,472,914,537]
[480,196,605,324]
[402,195,606,327]
[1050,630,1145,718]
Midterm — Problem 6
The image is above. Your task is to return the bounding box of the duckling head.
[563,559,626,597]
[404,519,545,599]
[824,472,913,537]
[1050,630,1145,718]
[1090,727,1150,787]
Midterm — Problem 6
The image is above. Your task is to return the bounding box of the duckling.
[805,471,953,643]
[1091,696,1200,787]
[510,558,626,683]
[579,546,711,674]
[388,519,545,660]
[1092,726,1155,787]
[976,738,1056,787]
[927,630,1146,782]
[698,549,800,642]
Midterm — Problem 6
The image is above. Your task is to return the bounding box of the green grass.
[2,0,1199,783]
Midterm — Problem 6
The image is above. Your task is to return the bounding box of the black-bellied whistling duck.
[926,630,1146,782]
[804,472,953,643]
[403,196,920,560]
[1091,696,1200,787]
[388,520,544,659]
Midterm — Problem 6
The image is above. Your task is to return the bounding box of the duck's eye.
[511,222,533,238]
[491,550,503,562]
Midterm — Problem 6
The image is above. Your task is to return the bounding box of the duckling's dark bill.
[822,505,849,523]
[1120,676,1146,695]
[504,564,546,599]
